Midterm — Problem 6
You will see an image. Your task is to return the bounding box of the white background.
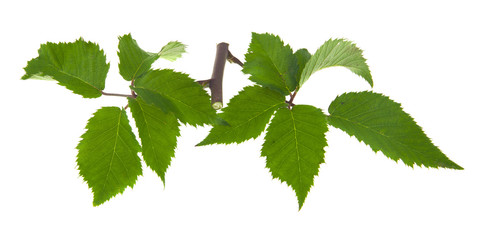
[1,0,479,239]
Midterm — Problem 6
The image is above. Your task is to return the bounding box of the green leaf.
[129,98,180,183]
[299,39,373,88]
[135,69,218,126]
[328,91,462,169]
[22,38,109,98]
[294,48,311,82]
[243,33,299,95]
[158,41,187,61]
[262,105,328,209]
[132,87,184,119]
[118,35,187,81]
[197,85,287,146]
[118,34,160,81]
[76,107,142,206]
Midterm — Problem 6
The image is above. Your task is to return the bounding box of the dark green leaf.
[22,38,109,98]
[299,39,373,88]
[243,33,298,95]
[133,87,183,119]
[197,85,286,146]
[118,34,187,81]
[262,105,328,209]
[135,69,218,126]
[118,34,160,81]
[294,48,311,82]
[76,107,142,206]
[129,98,180,184]
[328,91,462,169]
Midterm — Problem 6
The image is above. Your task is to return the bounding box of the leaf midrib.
[100,110,125,196]
[45,60,101,92]
[255,41,291,93]
[329,115,431,162]
[137,100,163,178]
[290,110,304,196]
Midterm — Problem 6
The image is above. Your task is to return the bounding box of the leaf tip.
[195,139,209,147]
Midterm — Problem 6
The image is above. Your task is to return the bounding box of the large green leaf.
[118,34,186,81]
[262,105,328,209]
[134,69,218,126]
[76,107,142,206]
[328,91,462,169]
[243,33,299,95]
[129,98,180,184]
[22,38,109,98]
[299,39,373,88]
[197,85,286,146]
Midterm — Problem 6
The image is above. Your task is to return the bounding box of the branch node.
[227,50,244,67]
[196,79,211,88]
[212,102,223,110]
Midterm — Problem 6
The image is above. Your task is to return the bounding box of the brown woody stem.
[209,42,229,110]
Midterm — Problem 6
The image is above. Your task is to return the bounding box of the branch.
[209,42,229,110]
[196,44,243,110]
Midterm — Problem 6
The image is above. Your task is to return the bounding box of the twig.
[287,90,298,110]
[227,50,244,67]
[101,91,135,98]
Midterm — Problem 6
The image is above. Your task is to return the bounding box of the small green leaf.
[118,34,160,81]
[243,33,298,95]
[22,38,109,98]
[328,91,462,169]
[158,41,187,61]
[135,69,218,126]
[76,107,142,206]
[118,35,187,81]
[129,98,180,184]
[197,85,286,146]
[294,48,311,82]
[299,39,372,88]
[262,105,328,209]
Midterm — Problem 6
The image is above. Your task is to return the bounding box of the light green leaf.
[129,98,180,183]
[299,39,372,88]
[262,105,328,209]
[294,48,311,82]
[197,85,286,146]
[328,91,462,169]
[22,38,109,98]
[76,107,142,206]
[243,33,298,95]
[118,34,160,81]
[158,41,187,61]
[135,69,218,126]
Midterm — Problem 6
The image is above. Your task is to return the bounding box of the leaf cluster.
[23,34,218,205]
[198,33,462,209]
